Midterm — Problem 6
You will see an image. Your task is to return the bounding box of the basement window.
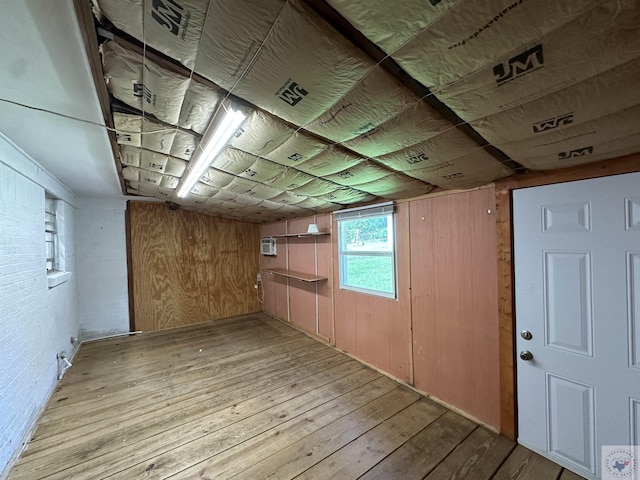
[45,194,71,288]
[336,202,396,299]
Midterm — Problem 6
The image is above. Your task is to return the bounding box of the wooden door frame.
[125,200,136,332]
[495,152,640,440]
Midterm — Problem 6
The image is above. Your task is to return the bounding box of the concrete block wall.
[0,161,80,474]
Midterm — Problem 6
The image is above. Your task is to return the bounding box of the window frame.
[336,202,397,299]
[44,195,72,288]
[45,196,58,273]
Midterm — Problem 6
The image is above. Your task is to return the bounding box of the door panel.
[542,202,591,232]
[547,373,596,472]
[629,253,640,368]
[626,197,640,230]
[632,398,640,446]
[543,251,594,356]
[514,172,640,479]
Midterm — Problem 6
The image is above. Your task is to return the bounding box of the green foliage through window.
[338,213,396,298]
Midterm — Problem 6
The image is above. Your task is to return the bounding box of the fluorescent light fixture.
[177,105,247,198]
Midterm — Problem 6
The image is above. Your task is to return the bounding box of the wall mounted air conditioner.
[260,237,277,256]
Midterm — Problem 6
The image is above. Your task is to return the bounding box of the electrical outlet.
[257,272,262,282]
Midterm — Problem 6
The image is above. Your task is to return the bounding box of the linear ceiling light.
[177,104,248,198]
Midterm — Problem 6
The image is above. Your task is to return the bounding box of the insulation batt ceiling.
[92,0,640,222]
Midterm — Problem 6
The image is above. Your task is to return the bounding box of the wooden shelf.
[262,268,327,282]
[268,232,330,238]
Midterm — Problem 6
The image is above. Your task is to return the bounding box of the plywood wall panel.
[259,221,288,321]
[315,214,334,341]
[409,188,500,429]
[262,274,289,321]
[129,202,260,331]
[287,279,317,333]
[206,217,261,319]
[288,217,318,334]
[259,216,334,341]
[333,203,412,382]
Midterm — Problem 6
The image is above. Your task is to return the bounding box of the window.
[336,202,396,298]
[45,195,71,288]
[45,196,58,272]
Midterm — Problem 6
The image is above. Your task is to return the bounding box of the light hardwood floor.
[8,313,584,479]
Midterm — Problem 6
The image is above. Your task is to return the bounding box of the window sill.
[47,271,72,289]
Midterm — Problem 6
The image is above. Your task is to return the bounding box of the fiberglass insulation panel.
[103,41,222,132]
[304,66,422,143]
[238,157,286,183]
[435,1,640,121]
[374,129,485,170]
[354,174,435,199]
[92,0,207,68]
[97,0,640,220]
[199,168,236,189]
[264,131,328,167]
[294,196,340,212]
[325,0,462,54]
[211,148,284,183]
[322,188,376,204]
[342,101,453,158]
[229,110,294,157]
[495,104,640,162]
[210,0,376,127]
[291,178,344,197]
[294,147,363,177]
[194,1,288,91]
[102,40,189,125]
[264,169,316,191]
[224,178,282,199]
[114,113,199,160]
[405,149,513,189]
[178,80,223,134]
[270,191,308,206]
[95,0,454,219]
[119,146,187,177]
[391,0,599,90]
[517,131,640,171]
[323,161,390,188]
[470,57,640,144]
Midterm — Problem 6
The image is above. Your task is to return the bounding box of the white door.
[514,172,640,479]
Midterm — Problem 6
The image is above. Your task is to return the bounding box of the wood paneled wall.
[260,196,499,427]
[259,215,333,342]
[410,188,500,428]
[333,202,413,383]
[260,221,289,323]
[257,153,640,437]
[129,202,260,331]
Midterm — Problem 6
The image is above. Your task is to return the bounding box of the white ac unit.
[260,237,277,256]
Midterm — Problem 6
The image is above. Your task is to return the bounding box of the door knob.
[520,330,532,340]
[520,350,533,361]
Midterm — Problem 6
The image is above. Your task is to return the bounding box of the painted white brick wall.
[75,199,129,340]
[0,162,79,474]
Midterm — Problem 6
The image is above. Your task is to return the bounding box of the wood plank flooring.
[8,313,584,480]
